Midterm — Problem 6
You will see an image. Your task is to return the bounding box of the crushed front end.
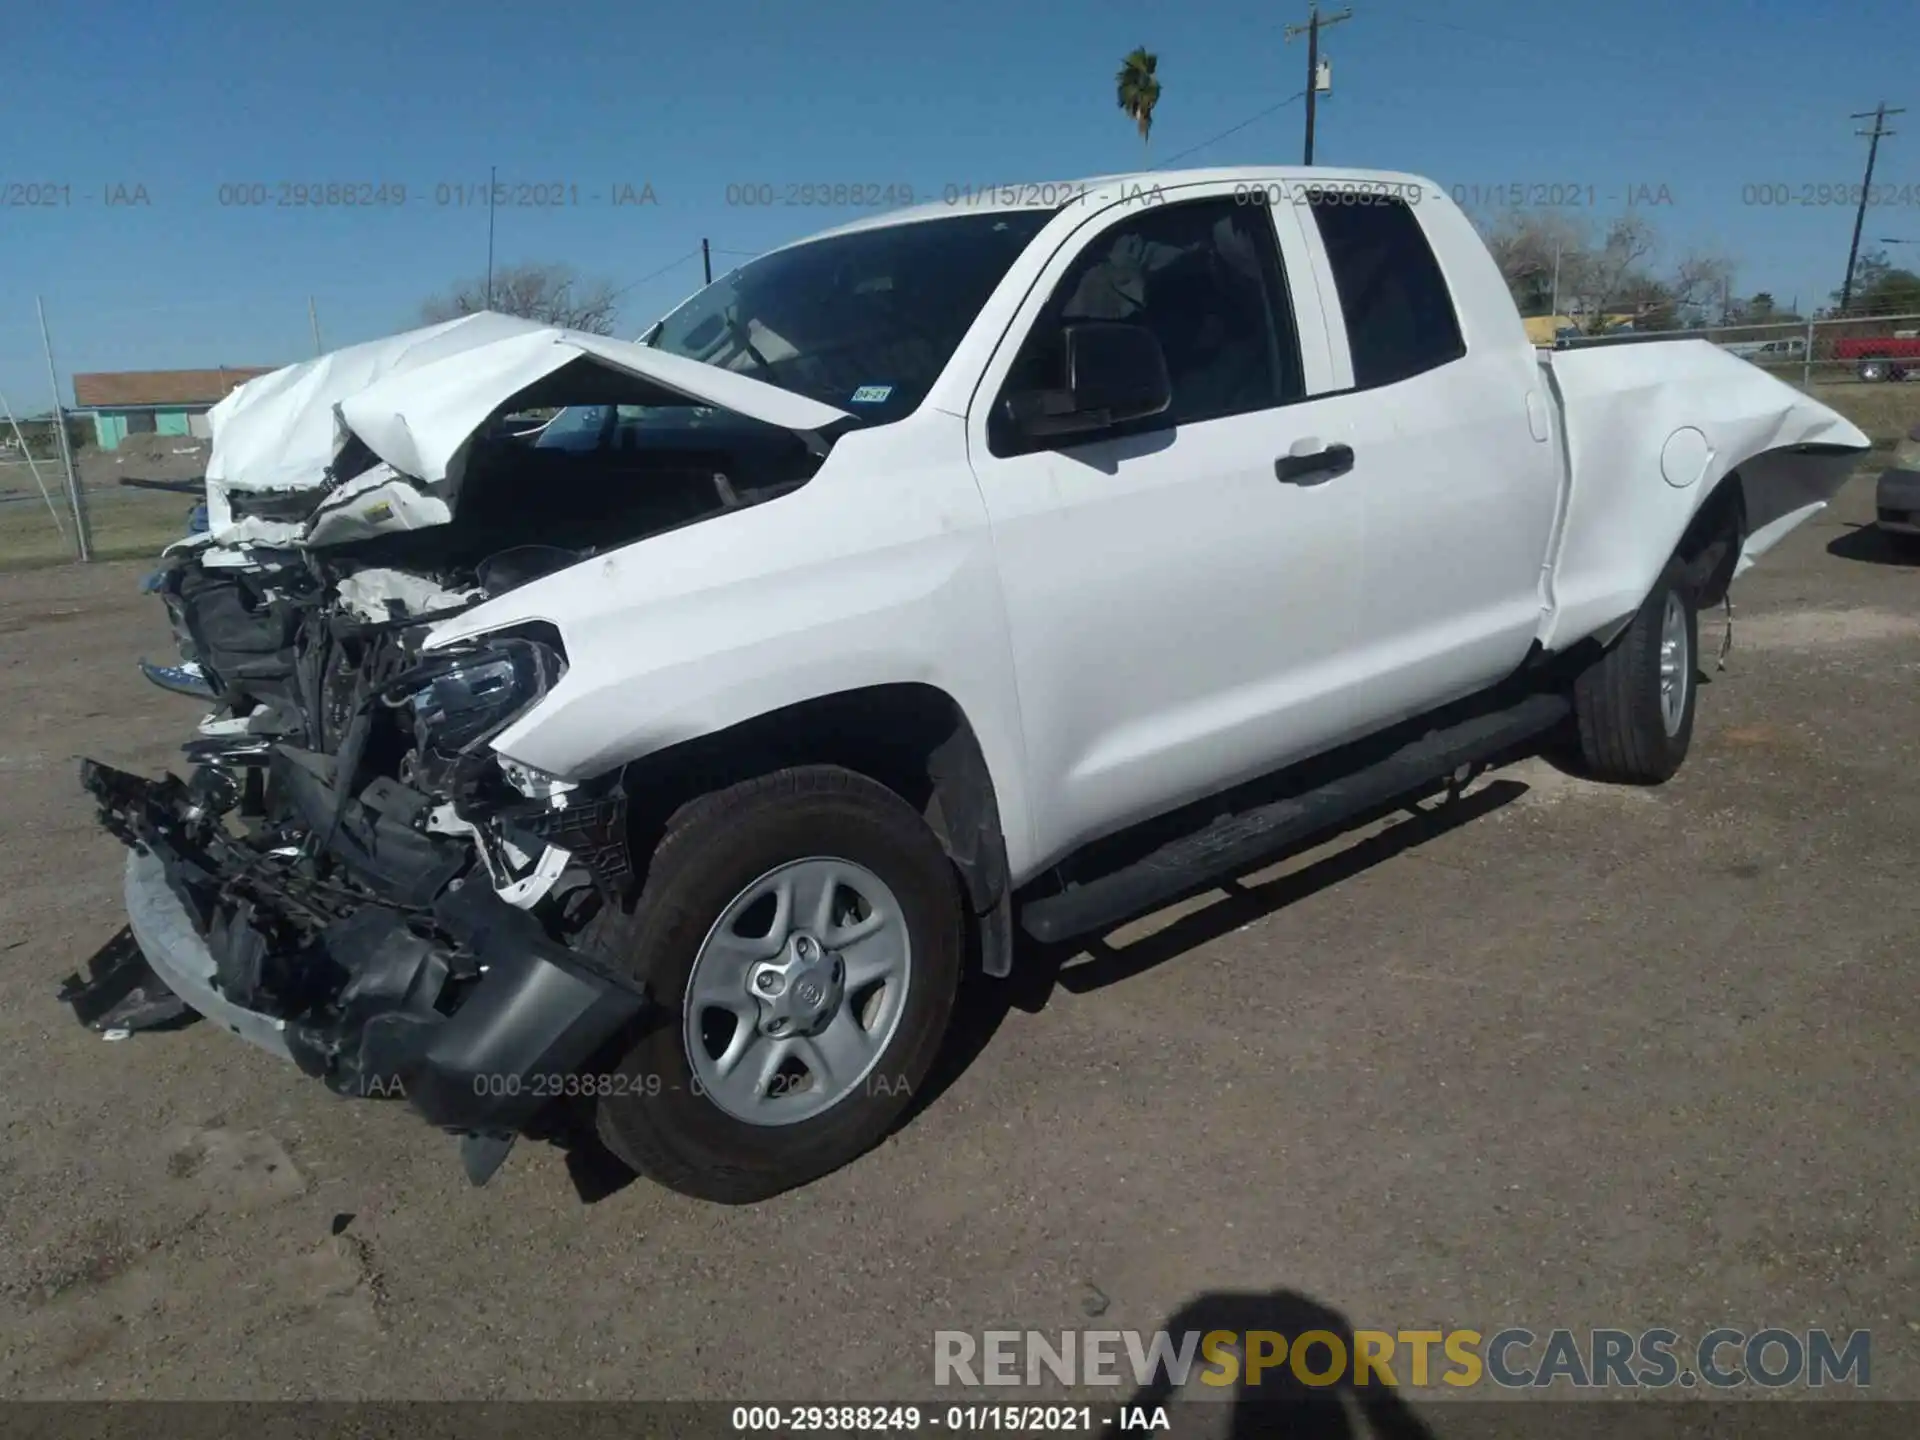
[67,554,648,1185]
[62,316,848,1184]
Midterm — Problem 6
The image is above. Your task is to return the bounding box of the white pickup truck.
[68,167,1868,1202]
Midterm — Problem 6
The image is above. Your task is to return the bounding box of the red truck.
[1833,333,1920,381]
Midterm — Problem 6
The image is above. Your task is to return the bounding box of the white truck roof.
[796,166,1436,242]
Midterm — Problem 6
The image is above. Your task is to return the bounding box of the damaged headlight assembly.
[386,632,566,784]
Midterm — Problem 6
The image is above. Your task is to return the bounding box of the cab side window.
[1306,195,1466,389]
[991,197,1305,455]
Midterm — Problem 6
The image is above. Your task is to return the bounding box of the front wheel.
[583,766,964,1203]
[1569,556,1698,783]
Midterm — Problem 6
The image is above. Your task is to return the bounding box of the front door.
[965,186,1375,867]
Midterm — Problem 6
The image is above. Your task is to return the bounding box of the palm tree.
[1115,48,1161,166]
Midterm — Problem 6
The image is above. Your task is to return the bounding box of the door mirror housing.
[1002,322,1172,441]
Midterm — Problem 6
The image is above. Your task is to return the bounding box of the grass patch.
[0,486,193,573]
[1800,381,1919,447]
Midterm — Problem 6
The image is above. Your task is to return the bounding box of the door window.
[991,198,1305,455]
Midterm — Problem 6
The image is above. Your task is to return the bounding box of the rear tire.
[582,765,964,1203]
[1570,556,1698,783]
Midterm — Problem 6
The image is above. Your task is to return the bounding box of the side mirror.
[1002,322,1172,441]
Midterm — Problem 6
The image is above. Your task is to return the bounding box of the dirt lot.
[0,470,1914,1420]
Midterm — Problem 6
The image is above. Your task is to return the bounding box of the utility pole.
[308,295,323,355]
[701,237,712,286]
[1840,104,1902,315]
[485,162,498,310]
[1284,4,1352,165]
[36,296,90,562]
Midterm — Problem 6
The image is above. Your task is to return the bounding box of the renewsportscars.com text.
[934,1326,1871,1391]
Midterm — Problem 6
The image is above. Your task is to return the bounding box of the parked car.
[1833,333,1920,381]
[1722,336,1807,364]
[66,168,1869,1202]
[1875,422,1920,543]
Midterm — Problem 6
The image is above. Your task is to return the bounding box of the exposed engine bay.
[64,319,841,1178]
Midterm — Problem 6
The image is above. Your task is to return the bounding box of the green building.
[72,366,277,450]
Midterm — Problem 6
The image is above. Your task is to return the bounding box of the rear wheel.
[583,766,964,1203]
[1569,556,1698,783]
[1858,359,1889,383]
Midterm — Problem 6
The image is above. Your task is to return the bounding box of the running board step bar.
[1018,691,1571,944]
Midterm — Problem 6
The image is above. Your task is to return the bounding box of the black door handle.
[1274,443,1355,484]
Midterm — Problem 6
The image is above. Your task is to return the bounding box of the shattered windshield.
[645,209,1054,425]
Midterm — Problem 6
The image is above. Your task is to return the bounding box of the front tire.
[1569,556,1699,783]
[583,766,964,1203]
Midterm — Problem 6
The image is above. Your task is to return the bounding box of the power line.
[1158,89,1310,167]
[1393,13,1561,56]
[1384,6,1730,75]
[607,248,704,303]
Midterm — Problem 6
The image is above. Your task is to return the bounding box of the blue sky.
[2,0,1915,408]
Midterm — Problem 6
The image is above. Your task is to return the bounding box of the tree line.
[1477,208,1920,334]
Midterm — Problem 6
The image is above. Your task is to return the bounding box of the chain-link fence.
[0,449,75,546]
[0,406,87,569]
[1543,309,1920,458]
[0,400,203,570]
[1547,309,1920,388]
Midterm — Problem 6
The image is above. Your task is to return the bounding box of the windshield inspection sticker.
[849,384,894,404]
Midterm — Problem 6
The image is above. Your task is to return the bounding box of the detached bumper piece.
[57,928,194,1034]
[137,659,217,699]
[284,882,649,1163]
[73,758,648,1185]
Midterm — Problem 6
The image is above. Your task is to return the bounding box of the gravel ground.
[0,471,1914,1427]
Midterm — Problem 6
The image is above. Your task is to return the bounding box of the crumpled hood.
[197,316,854,558]
[207,312,550,497]
[335,329,852,486]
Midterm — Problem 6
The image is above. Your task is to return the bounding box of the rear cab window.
[1304,192,1466,390]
